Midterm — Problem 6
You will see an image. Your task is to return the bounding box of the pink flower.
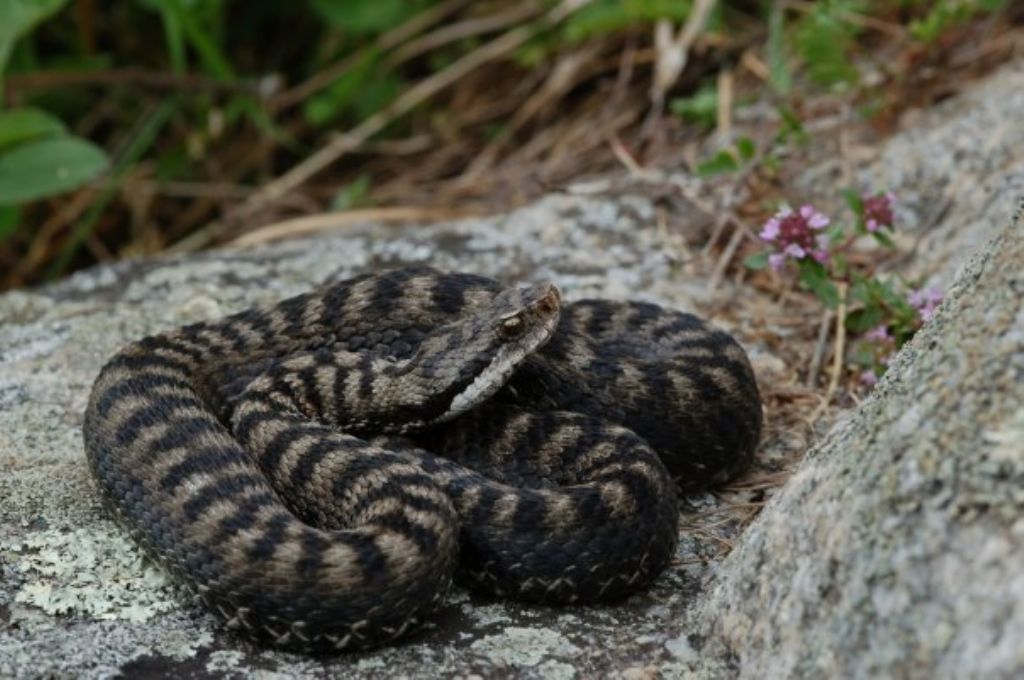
[760,218,781,241]
[860,370,878,387]
[759,204,832,270]
[862,191,896,233]
[800,204,830,229]
[865,325,891,343]
[907,285,943,322]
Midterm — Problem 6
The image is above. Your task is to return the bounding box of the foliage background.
[0,0,1018,290]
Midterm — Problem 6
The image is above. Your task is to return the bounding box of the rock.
[1,59,1022,680]
[686,199,1024,678]
[0,191,741,680]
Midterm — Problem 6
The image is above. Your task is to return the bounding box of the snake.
[83,267,762,652]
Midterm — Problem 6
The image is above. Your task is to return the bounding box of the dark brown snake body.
[83,267,761,651]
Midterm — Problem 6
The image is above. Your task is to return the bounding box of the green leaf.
[766,1,791,95]
[825,223,845,245]
[832,252,850,278]
[848,276,869,303]
[0,0,68,77]
[795,1,860,87]
[841,188,865,216]
[775,106,808,144]
[876,278,915,319]
[846,306,884,333]
[0,107,66,151]
[310,0,427,35]
[0,204,20,241]
[848,344,877,367]
[158,1,186,74]
[352,72,401,121]
[331,174,373,211]
[697,149,740,177]
[564,0,690,42]
[304,51,382,127]
[0,136,108,205]
[871,229,896,248]
[798,260,840,308]
[168,0,235,80]
[669,83,717,130]
[514,39,552,69]
[743,251,770,270]
[908,0,1007,43]
[737,137,757,161]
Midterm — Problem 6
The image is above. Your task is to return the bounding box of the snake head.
[413,281,561,424]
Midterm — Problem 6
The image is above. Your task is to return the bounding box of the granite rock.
[687,200,1023,679]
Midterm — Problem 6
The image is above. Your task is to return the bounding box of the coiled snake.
[83,267,761,651]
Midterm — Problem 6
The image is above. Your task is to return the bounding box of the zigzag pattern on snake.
[83,267,762,652]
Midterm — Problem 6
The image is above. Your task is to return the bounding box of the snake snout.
[533,283,561,315]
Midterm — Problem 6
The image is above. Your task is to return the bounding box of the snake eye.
[500,315,524,338]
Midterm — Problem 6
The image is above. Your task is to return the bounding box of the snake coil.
[84,267,761,651]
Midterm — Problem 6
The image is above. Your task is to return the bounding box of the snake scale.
[83,267,762,652]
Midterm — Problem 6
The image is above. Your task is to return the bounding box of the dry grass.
[3,5,1020,291]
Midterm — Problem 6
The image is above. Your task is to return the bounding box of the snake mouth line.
[440,317,557,422]
[440,282,561,422]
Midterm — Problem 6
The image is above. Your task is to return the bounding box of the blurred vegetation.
[0,0,1018,289]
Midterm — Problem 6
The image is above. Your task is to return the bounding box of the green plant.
[0,1,110,214]
[669,81,717,130]
[696,136,757,177]
[563,0,692,43]
[745,190,943,386]
[0,0,1015,290]
[907,0,1010,43]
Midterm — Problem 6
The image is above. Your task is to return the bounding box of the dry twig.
[809,282,849,422]
[646,0,717,127]
[386,2,543,66]
[806,307,833,388]
[226,206,476,248]
[705,216,750,296]
[228,0,596,228]
[270,0,473,111]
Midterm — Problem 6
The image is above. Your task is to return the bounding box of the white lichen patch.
[3,527,177,622]
[469,626,581,667]
[536,659,578,680]
[462,602,513,627]
[664,633,698,661]
[355,656,387,672]
[206,649,247,674]
[159,628,215,661]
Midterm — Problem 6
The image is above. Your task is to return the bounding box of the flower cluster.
[759,205,831,271]
[907,285,943,322]
[745,188,943,392]
[861,191,896,233]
